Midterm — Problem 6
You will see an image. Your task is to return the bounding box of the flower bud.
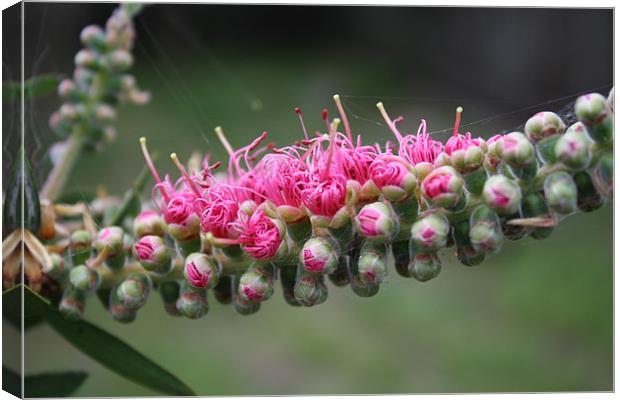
[116,274,151,310]
[70,230,92,266]
[456,246,485,267]
[133,210,167,238]
[408,253,441,282]
[80,24,107,49]
[369,155,417,201]
[554,122,591,170]
[233,294,261,315]
[328,256,351,287]
[109,289,137,323]
[521,192,554,240]
[575,93,613,143]
[524,111,566,143]
[593,152,613,200]
[544,171,577,214]
[482,175,522,215]
[391,240,411,278]
[573,171,604,213]
[469,205,503,254]
[497,132,535,167]
[133,235,171,274]
[354,202,398,241]
[59,103,79,122]
[238,265,274,302]
[59,288,85,321]
[94,226,126,270]
[409,213,450,254]
[159,281,182,316]
[177,290,209,319]
[350,275,380,297]
[74,49,100,69]
[300,237,338,275]
[421,166,464,209]
[58,79,77,99]
[184,252,220,289]
[109,49,134,70]
[69,265,100,293]
[43,252,66,279]
[357,243,388,285]
[294,274,320,306]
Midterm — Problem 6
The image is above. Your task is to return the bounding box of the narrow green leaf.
[25,371,88,397]
[3,284,51,330]
[3,366,21,398]
[3,74,60,102]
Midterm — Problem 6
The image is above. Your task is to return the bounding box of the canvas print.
[2,2,613,397]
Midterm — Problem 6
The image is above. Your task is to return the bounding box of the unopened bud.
[469,205,503,254]
[554,122,591,170]
[43,252,66,279]
[58,79,77,99]
[184,252,220,289]
[593,152,613,200]
[521,192,554,240]
[350,275,380,297]
[133,210,167,238]
[177,288,209,319]
[233,276,261,315]
[357,243,388,285]
[498,132,535,167]
[59,103,79,122]
[80,25,106,49]
[544,172,577,214]
[410,213,450,253]
[421,166,464,209]
[109,289,137,323]
[482,175,522,215]
[59,288,85,321]
[109,50,133,70]
[94,103,116,124]
[134,235,171,274]
[575,93,613,143]
[117,274,151,310]
[69,265,100,293]
[300,237,338,275]
[457,246,485,267]
[294,274,321,306]
[74,49,100,69]
[354,202,398,241]
[408,253,441,282]
[70,230,92,266]
[94,226,126,269]
[524,111,566,143]
[573,171,604,213]
[238,265,274,302]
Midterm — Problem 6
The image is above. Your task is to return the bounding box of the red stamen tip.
[322,108,328,121]
[295,107,302,115]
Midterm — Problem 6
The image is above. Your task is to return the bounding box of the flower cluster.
[42,85,614,321]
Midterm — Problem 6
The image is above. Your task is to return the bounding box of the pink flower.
[369,155,410,189]
[197,184,239,239]
[398,120,445,165]
[445,132,483,155]
[300,177,346,218]
[231,210,281,260]
[357,208,381,236]
[257,154,309,208]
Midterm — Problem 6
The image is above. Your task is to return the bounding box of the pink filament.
[303,248,327,272]
[370,155,409,188]
[186,262,210,287]
[357,208,381,236]
[423,172,452,199]
[134,237,155,260]
[231,210,281,260]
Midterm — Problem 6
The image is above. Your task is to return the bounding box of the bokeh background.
[3,3,613,396]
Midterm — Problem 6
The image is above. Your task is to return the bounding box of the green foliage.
[3,74,60,102]
[3,367,88,397]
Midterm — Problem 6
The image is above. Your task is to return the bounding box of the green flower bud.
[544,171,577,214]
[357,243,388,285]
[57,79,77,99]
[213,275,233,305]
[300,237,339,275]
[500,213,527,241]
[469,205,503,253]
[593,152,613,200]
[94,104,116,124]
[456,246,485,267]
[524,111,566,143]
[421,166,465,209]
[350,275,380,297]
[116,274,151,310]
[80,25,107,50]
[109,289,137,323]
[43,252,66,279]
[177,290,209,319]
[391,240,411,278]
[521,192,554,240]
[94,226,125,257]
[410,213,450,253]
[133,235,172,274]
[109,49,133,70]
[554,122,592,170]
[573,171,604,213]
[159,281,182,316]
[233,276,261,315]
[482,175,522,215]
[70,229,93,266]
[59,103,79,122]
[328,256,351,287]
[408,253,441,282]
[59,288,85,321]
[315,277,329,305]
[238,265,274,302]
[184,252,220,289]
[498,132,535,167]
[74,49,100,69]
[575,93,614,143]
[294,274,320,306]
[69,265,100,293]
[354,202,398,242]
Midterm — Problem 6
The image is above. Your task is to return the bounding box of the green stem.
[40,133,85,201]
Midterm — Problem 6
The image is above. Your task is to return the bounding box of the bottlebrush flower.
[133,235,171,274]
[482,175,522,215]
[162,190,201,241]
[354,202,398,241]
[409,213,450,253]
[230,209,283,260]
[524,111,566,143]
[300,237,339,275]
[183,252,220,289]
[554,122,592,170]
[300,176,347,219]
[421,166,464,209]
[368,154,417,201]
[198,183,240,240]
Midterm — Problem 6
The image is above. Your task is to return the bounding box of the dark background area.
[2,3,614,395]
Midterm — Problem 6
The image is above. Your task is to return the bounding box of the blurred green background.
[3,3,613,396]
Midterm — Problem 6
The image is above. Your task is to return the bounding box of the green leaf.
[3,284,51,330]
[3,366,21,398]
[25,371,88,397]
[3,74,60,102]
